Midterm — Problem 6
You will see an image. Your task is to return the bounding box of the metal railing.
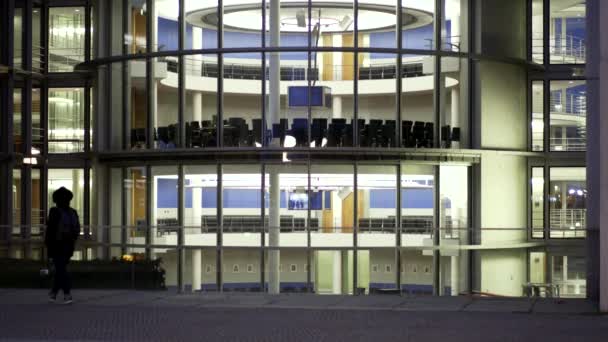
[532,34,586,64]
[550,209,586,238]
[48,47,85,72]
[549,137,586,152]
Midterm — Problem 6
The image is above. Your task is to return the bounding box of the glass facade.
[0,0,590,298]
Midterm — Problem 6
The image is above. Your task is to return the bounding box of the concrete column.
[268,167,281,294]
[192,93,203,122]
[192,249,202,292]
[268,0,281,146]
[451,255,459,296]
[191,187,202,229]
[191,27,204,111]
[332,250,342,294]
[332,96,343,119]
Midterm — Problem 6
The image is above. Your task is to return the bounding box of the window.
[549,1,586,64]
[48,88,85,153]
[372,264,379,273]
[549,167,586,238]
[531,167,545,238]
[550,81,586,151]
[49,7,86,72]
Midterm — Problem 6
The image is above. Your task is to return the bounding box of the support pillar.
[192,249,202,292]
[451,255,460,296]
[332,250,342,294]
[332,96,343,119]
[268,0,281,146]
[268,167,281,294]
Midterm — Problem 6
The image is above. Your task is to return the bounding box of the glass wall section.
[31,169,43,236]
[125,1,148,53]
[442,0,468,52]
[551,254,586,297]
[184,165,218,239]
[32,5,42,72]
[532,81,544,151]
[531,167,545,238]
[401,55,434,148]
[264,164,309,247]
[358,1,396,49]
[549,80,586,151]
[124,167,147,244]
[151,166,178,238]
[308,0,352,48]
[48,169,84,220]
[400,164,434,295]
[109,168,123,259]
[48,7,85,72]
[549,0,586,64]
[128,59,148,149]
[358,165,397,294]
[439,164,468,296]
[48,88,84,153]
[221,164,262,292]
[184,1,218,50]
[439,57,467,148]
[310,164,354,246]
[153,0,178,52]
[357,54,397,148]
[532,0,544,63]
[185,54,218,148]
[13,7,22,69]
[32,89,42,153]
[402,1,435,50]
[12,169,21,232]
[312,52,355,147]
[224,53,263,148]
[153,57,179,149]
[13,89,22,153]
[549,167,586,238]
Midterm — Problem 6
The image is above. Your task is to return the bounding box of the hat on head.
[52,187,73,204]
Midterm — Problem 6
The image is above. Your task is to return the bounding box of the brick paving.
[0,290,607,341]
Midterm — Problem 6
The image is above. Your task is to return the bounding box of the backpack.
[55,208,79,242]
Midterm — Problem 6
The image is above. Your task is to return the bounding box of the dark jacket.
[45,207,80,258]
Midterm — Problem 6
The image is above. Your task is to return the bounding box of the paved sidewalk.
[0,289,606,341]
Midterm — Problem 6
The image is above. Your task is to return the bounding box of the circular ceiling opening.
[186,2,433,34]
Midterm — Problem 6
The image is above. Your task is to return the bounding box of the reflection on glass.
[532,0,543,63]
[531,167,544,238]
[403,1,435,50]
[532,81,544,151]
[48,88,84,153]
[549,167,586,238]
[49,7,85,72]
[184,165,218,238]
[549,81,586,151]
[549,0,586,64]
[185,54,218,148]
[551,255,586,297]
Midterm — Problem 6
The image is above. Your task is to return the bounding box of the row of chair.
[131,118,461,149]
[202,215,320,233]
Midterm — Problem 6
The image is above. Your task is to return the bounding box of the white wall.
[480,249,527,296]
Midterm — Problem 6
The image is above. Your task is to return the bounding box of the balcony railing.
[550,208,586,238]
[532,34,586,64]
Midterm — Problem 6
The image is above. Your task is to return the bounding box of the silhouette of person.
[44,187,80,304]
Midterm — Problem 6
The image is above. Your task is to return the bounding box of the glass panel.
[401,55,434,148]
[549,167,586,238]
[532,0,544,63]
[12,169,22,233]
[310,164,354,246]
[357,165,397,247]
[153,57,179,149]
[48,88,85,153]
[223,53,263,148]
[153,0,179,52]
[14,7,23,69]
[218,0,263,49]
[307,0,352,47]
[185,54,218,148]
[124,167,147,239]
[311,52,355,148]
[402,1,435,50]
[33,5,42,72]
[151,166,178,239]
[442,0,468,52]
[551,255,586,298]
[221,164,263,242]
[532,81,544,151]
[367,249,395,294]
[401,164,435,238]
[531,167,544,238]
[549,0,586,64]
[128,59,148,149]
[109,168,123,259]
[183,1,218,50]
[32,89,42,153]
[549,80,586,151]
[440,57,467,149]
[126,1,147,53]
[357,53,397,148]
[13,89,22,153]
[49,7,85,72]
[263,164,309,247]
[184,165,218,243]
[31,169,43,237]
[48,169,85,220]
[358,1,397,49]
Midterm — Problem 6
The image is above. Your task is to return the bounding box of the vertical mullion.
[216,163,223,292]
[121,167,127,256]
[353,0,359,147]
[434,0,442,147]
[544,79,550,153]
[85,0,92,62]
[122,0,129,150]
[145,0,154,149]
[543,164,550,241]
[178,0,185,148]
[306,158,312,291]
[83,160,91,239]
[260,164,266,291]
[396,163,402,294]
[145,165,152,259]
[177,164,185,292]
[84,81,91,153]
[353,162,358,295]
[261,0,267,146]
[396,0,403,147]
[41,85,48,157]
[433,165,441,296]
[217,0,224,148]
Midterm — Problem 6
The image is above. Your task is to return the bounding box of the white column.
[268,0,281,146]
[332,96,343,119]
[192,93,203,122]
[191,26,204,118]
[451,255,459,296]
[191,187,203,230]
[192,249,202,292]
[268,168,281,294]
[332,250,342,294]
